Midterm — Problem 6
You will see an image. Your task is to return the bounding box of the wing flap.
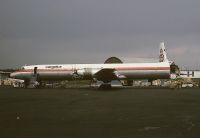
[94,68,116,81]
[94,68,126,81]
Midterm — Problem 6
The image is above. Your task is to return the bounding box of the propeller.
[72,69,83,80]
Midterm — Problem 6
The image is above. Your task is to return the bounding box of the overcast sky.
[1,0,200,69]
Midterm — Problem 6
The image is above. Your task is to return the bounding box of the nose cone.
[10,72,16,78]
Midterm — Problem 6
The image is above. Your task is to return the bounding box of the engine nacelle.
[77,68,92,79]
[76,68,99,79]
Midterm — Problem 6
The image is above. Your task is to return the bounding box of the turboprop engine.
[76,68,93,79]
[73,68,99,80]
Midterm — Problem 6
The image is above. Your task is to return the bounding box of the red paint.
[15,67,170,73]
[115,67,170,71]
[16,69,72,72]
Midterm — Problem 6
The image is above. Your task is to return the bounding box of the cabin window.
[45,66,62,69]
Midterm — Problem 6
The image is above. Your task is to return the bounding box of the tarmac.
[0,87,200,138]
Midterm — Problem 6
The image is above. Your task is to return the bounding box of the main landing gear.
[24,67,40,88]
[99,82,112,89]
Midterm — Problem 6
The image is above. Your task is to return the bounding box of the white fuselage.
[10,62,170,81]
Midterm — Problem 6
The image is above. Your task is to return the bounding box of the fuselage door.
[34,67,38,75]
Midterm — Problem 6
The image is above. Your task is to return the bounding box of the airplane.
[10,42,171,88]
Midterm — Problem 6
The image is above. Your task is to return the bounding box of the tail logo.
[159,49,164,62]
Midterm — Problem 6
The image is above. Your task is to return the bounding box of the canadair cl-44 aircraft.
[10,42,170,88]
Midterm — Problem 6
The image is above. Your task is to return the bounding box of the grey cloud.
[0,0,200,69]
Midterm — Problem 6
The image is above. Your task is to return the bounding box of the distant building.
[0,72,10,80]
[180,70,200,79]
[0,71,11,86]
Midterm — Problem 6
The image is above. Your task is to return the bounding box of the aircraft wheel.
[24,80,29,88]
[99,84,112,89]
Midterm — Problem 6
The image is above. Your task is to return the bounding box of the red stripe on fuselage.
[115,67,170,71]
[16,69,72,72]
[15,67,170,73]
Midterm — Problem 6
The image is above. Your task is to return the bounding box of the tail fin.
[159,42,168,62]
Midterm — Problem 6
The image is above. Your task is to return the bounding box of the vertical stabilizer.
[159,42,168,62]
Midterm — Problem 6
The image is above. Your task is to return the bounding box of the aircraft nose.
[10,72,16,78]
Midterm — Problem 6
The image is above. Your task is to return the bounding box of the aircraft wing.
[94,68,126,82]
